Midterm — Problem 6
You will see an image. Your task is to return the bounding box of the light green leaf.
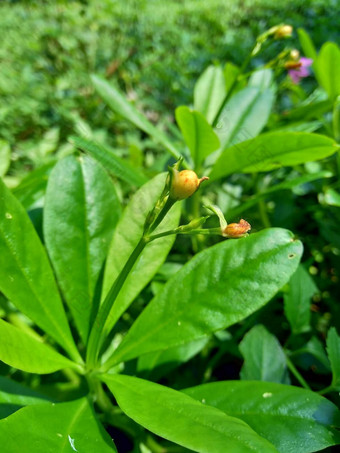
[102,173,181,336]
[323,188,340,207]
[137,337,209,381]
[284,265,317,334]
[326,327,340,390]
[316,42,340,100]
[0,319,79,374]
[215,86,274,151]
[0,179,80,362]
[0,398,117,452]
[102,374,277,453]
[209,132,338,181]
[239,325,287,383]
[194,65,226,124]
[0,140,11,177]
[224,62,240,94]
[184,381,340,453]
[44,155,121,343]
[249,69,274,90]
[175,106,220,168]
[106,228,302,367]
[70,135,147,187]
[91,75,181,161]
[297,28,317,61]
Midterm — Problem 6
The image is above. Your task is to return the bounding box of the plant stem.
[318,385,334,395]
[285,355,311,390]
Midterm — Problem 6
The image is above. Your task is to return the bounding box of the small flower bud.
[284,60,302,70]
[274,24,293,39]
[169,170,209,200]
[223,219,251,238]
[290,49,300,60]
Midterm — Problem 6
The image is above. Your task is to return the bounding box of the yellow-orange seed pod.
[223,219,251,238]
[169,170,209,200]
[274,24,293,39]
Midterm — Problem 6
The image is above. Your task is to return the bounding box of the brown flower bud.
[274,24,293,39]
[223,219,251,238]
[169,170,209,200]
[284,60,302,70]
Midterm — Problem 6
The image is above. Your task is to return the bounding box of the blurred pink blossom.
[288,57,313,84]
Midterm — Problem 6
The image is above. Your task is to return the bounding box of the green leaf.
[249,69,274,90]
[184,381,340,453]
[175,106,220,168]
[297,28,317,61]
[0,376,50,407]
[102,374,277,453]
[44,155,121,343]
[316,42,340,100]
[0,178,80,362]
[209,132,338,181]
[106,228,302,367]
[215,86,274,151]
[224,62,240,93]
[326,327,340,390]
[194,65,226,125]
[91,75,181,161]
[102,173,181,336]
[0,319,79,374]
[239,325,287,383]
[323,188,340,207]
[0,397,117,452]
[284,265,317,335]
[0,140,11,178]
[137,337,209,381]
[70,135,147,187]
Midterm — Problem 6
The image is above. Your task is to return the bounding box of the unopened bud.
[169,170,209,200]
[284,60,302,70]
[290,49,300,60]
[274,24,293,39]
[223,219,251,238]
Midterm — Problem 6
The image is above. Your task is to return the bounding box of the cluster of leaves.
[1,3,340,453]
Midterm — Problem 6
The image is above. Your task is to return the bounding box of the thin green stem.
[285,355,311,390]
[86,237,147,369]
[318,385,334,395]
[147,197,176,233]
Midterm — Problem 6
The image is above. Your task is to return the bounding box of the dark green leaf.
[106,228,302,367]
[297,28,317,60]
[209,132,338,181]
[0,398,117,452]
[239,325,287,383]
[44,155,121,343]
[0,140,11,178]
[184,381,340,453]
[284,265,317,334]
[102,374,277,453]
[0,178,80,362]
[326,327,340,390]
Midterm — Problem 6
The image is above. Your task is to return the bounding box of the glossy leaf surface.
[0,178,80,361]
[108,228,302,366]
[209,132,337,181]
[103,374,277,453]
[0,398,117,452]
[102,173,181,335]
[184,381,340,453]
[44,155,121,343]
[0,319,78,374]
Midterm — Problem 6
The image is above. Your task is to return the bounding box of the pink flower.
[287,57,313,84]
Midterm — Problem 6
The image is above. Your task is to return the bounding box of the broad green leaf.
[297,28,317,61]
[285,99,332,121]
[175,106,220,167]
[0,140,10,177]
[91,75,181,160]
[215,86,274,151]
[70,135,147,187]
[184,381,340,453]
[102,174,181,336]
[224,62,240,93]
[102,374,277,453]
[106,228,302,367]
[44,155,121,343]
[0,397,117,452]
[316,42,340,100]
[137,337,209,381]
[239,325,287,383]
[0,179,80,362]
[209,132,338,181]
[326,327,340,390]
[194,65,226,124]
[0,319,79,374]
[284,265,317,334]
[275,121,322,133]
[249,69,273,90]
